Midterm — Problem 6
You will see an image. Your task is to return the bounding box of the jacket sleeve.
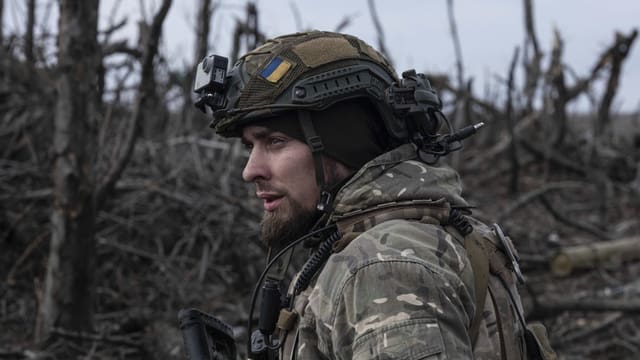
[299,220,477,360]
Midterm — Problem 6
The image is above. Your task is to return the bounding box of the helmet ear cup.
[384,70,444,144]
[375,102,407,142]
[411,108,442,140]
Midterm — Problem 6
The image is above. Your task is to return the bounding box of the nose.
[242,149,268,182]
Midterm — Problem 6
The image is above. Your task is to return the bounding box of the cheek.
[284,154,319,208]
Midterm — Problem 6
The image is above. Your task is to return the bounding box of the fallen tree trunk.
[550,236,640,277]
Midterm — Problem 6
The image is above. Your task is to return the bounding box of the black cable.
[497,275,528,333]
[246,223,337,355]
[293,231,342,294]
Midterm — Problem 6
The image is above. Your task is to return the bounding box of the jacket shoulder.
[300,219,477,358]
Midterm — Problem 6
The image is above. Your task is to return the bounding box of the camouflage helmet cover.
[212,30,400,137]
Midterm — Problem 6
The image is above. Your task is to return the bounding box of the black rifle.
[178,308,237,360]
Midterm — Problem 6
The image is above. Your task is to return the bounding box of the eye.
[242,141,253,152]
[268,136,286,146]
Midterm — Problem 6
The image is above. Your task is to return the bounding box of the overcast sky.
[4,0,639,112]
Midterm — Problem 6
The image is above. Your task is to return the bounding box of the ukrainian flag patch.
[260,57,292,83]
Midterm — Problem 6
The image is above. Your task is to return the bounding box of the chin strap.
[298,110,332,212]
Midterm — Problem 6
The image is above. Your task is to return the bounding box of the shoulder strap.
[461,228,490,346]
[445,209,491,345]
[278,288,310,360]
[333,198,451,251]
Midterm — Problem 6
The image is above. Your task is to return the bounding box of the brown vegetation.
[1,0,639,359]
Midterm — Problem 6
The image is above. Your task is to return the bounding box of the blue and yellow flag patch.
[260,57,292,83]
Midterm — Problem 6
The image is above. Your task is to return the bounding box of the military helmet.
[194,31,481,169]
[202,31,406,139]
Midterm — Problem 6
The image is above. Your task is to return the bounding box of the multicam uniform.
[279,144,540,359]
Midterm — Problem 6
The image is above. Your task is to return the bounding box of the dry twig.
[367,0,393,67]
[496,181,585,222]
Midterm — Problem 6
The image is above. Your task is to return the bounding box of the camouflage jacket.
[278,144,532,359]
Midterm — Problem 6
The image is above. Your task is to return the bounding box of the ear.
[322,156,354,187]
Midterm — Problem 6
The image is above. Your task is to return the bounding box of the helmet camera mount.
[194,54,229,116]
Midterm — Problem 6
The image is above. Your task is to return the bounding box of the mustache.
[254,180,288,195]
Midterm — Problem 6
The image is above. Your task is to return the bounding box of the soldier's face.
[241,124,319,245]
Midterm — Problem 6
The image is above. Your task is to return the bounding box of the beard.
[260,196,317,248]
[256,158,353,248]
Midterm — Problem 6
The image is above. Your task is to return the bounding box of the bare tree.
[231,2,264,64]
[25,0,36,62]
[195,0,213,63]
[95,0,172,207]
[38,0,101,342]
[290,2,303,31]
[367,0,393,67]
[38,0,173,342]
[0,0,4,45]
[445,0,467,167]
[506,46,521,194]
[522,0,543,114]
[545,28,569,146]
[596,30,638,132]
[446,0,465,100]
[181,0,215,132]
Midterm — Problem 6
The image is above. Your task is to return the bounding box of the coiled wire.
[294,231,341,294]
[449,208,473,236]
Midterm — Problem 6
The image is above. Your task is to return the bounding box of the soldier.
[192,30,556,359]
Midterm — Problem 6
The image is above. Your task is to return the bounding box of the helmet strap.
[298,110,332,213]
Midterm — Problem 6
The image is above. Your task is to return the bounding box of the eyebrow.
[241,128,292,144]
[241,128,270,143]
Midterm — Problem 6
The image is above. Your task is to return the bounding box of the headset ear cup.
[384,69,446,144]
[408,109,439,140]
[374,100,406,143]
[428,108,444,135]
